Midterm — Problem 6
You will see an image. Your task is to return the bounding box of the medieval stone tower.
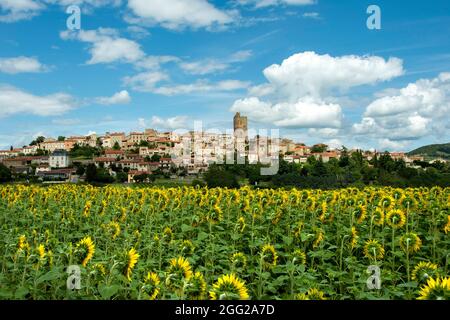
[233,112,248,138]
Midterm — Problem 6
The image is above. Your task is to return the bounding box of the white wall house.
[49,150,71,168]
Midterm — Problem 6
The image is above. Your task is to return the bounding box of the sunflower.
[166,257,193,289]
[412,262,439,282]
[349,227,359,249]
[363,239,385,261]
[210,274,249,300]
[313,229,324,248]
[185,272,207,300]
[293,221,304,239]
[295,288,327,300]
[17,235,30,253]
[379,195,395,211]
[76,236,95,267]
[399,195,417,210]
[94,263,107,276]
[237,216,246,233]
[82,201,92,217]
[125,248,139,281]
[37,244,45,260]
[354,205,367,224]
[292,249,307,266]
[319,202,334,223]
[143,272,160,300]
[386,209,406,229]
[400,232,422,253]
[104,221,121,240]
[231,252,247,269]
[372,207,385,226]
[444,215,450,234]
[417,277,450,300]
[261,244,278,269]
[180,240,195,255]
[163,227,174,243]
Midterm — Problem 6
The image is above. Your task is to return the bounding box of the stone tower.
[233,112,248,138]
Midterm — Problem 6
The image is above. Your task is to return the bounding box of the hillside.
[408,143,450,159]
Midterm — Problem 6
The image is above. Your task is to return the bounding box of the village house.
[49,150,71,168]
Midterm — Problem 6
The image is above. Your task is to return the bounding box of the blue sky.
[0,0,449,151]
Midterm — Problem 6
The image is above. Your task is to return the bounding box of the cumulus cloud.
[126,0,235,30]
[231,51,403,130]
[231,96,342,128]
[151,115,188,130]
[60,28,145,65]
[352,72,450,149]
[95,90,131,105]
[153,80,250,96]
[0,0,121,22]
[0,56,48,74]
[0,85,75,117]
[123,71,170,92]
[0,0,43,22]
[261,51,404,99]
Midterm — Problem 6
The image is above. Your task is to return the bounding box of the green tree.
[0,163,12,183]
[113,142,121,150]
[204,165,239,188]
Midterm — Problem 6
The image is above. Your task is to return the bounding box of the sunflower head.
[237,216,246,233]
[210,274,249,300]
[354,205,367,224]
[400,232,422,253]
[399,195,417,210]
[76,236,95,267]
[349,227,359,249]
[180,240,195,256]
[417,277,450,300]
[379,195,395,211]
[231,252,247,269]
[291,249,307,266]
[143,272,160,300]
[313,229,324,248]
[166,257,192,290]
[295,288,327,300]
[372,207,385,226]
[363,239,385,261]
[386,209,406,229]
[261,244,278,269]
[185,272,207,300]
[412,262,439,283]
[124,248,139,281]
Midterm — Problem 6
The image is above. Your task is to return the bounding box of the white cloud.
[96,90,131,105]
[230,51,402,130]
[237,0,316,8]
[231,96,342,128]
[0,0,43,22]
[303,12,320,19]
[0,85,75,117]
[126,25,150,39]
[179,60,229,75]
[153,79,250,96]
[123,71,170,92]
[378,139,409,151]
[134,55,180,70]
[126,0,235,30]
[262,51,404,99]
[352,72,450,149]
[0,0,121,22]
[151,115,188,130]
[179,50,252,75]
[60,28,145,65]
[0,56,48,74]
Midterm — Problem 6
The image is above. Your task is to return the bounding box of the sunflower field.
[0,185,449,300]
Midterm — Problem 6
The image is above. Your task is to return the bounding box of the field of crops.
[0,185,449,300]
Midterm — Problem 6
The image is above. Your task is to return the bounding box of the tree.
[311,144,328,153]
[113,142,121,150]
[0,163,12,183]
[150,154,161,162]
[85,164,98,182]
[30,136,45,146]
[58,136,66,141]
[204,165,239,188]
